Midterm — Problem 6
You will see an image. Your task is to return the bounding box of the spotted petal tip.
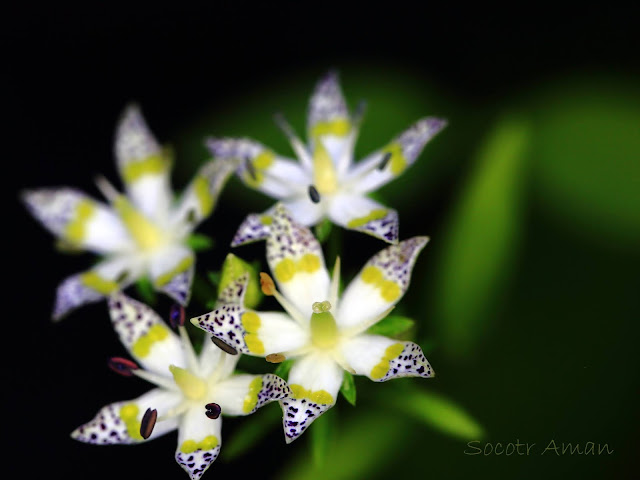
[231,213,273,247]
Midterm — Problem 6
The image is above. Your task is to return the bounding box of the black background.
[6,3,639,480]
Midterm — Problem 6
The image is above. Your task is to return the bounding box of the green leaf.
[207,271,221,288]
[223,407,281,461]
[340,371,357,406]
[310,407,334,468]
[273,358,294,379]
[135,276,157,305]
[185,233,215,251]
[434,115,529,359]
[314,218,333,243]
[366,315,415,337]
[385,387,484,440]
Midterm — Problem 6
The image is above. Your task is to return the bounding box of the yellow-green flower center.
[310,301,339,349]
[114,196,167,251]
[169,365,207,401]
[312,143,338,195]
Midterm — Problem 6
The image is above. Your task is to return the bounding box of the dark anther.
[169,304,186,328]
[266,353,286,363]
[205,403,221,420]
[378,152,392,171]
[115,270,130,283]
[186,209,197,223]
[108,357,139,377]
[210,335,238,355]
[245,157,257,180]
[308,185,321,203]
[140,408,158,439]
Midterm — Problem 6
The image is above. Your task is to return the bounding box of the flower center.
[114,196,167,251]
[310,301,339,349]
[312,143,338,195]
[169,365,208,401]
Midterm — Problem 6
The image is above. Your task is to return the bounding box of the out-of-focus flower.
[191,205,434,443]
[72,293,289,480]
[22,105,236,320]
[207,71,446,244]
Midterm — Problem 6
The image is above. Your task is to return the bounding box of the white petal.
[280,353,343,443]
[22,188,133,254]
[52,254,143,321]
[148,244,195,305]
[212,373,290,416]
[328,194,399,243]
[71,388,181,445]
[282,196,326,226]
[266,204,330,320]
[114,105,173,221]
[170,158,236,236]
[175,406,222,480]
[347,117,447,193]
[206,137,309,199]
[340,335,434,381]
[336,236,428,331]
[109,292,187,376]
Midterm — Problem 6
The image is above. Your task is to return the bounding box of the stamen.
[94,175,119,202]
[186,208,197,223]
[329,256,341,307]
[115,270,129,283]
[273,112,296,139]
[205,402,221,420]
[308,185,321,203]
[377,152,392,171]
[260,272,275,296]
[312,301,332,313]
[273,112,314,169]
[245,157,257,180]
[266,353,286,363]
[169,304,186,328]
[131,368,179,391]
[140,408,157,439]
[108,357,139,376]
[210,335,238,355]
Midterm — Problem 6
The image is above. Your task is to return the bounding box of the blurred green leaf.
[310,408,333,468]
[223,407,281,461]
[529,80,640,245]
[366,315,415,337]
[135,276,157,305]
[386,387,484,440]
[279,410,405,480]
[274,358,294,379]
[434,115,529,358]
[185,233,215,251]
[218,253,263,309]
[207,271,221,287]
[314,218,333,243]
[340,371,357,406]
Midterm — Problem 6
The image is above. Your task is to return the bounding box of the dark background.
[7,4,639,480]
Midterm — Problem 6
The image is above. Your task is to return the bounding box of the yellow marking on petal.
[253,151,275,169]
[132,324,170,358]
[120,403,143,441]
[242,376,263,413]
[154,256,194,287]
[65,200,95,244]
[260,215,273,225]
[382,142,407,175]
[312,142,338,194]
[242,169,264,187]
[193,176,215,217]
[311,118,351,139]
[114,196,166,250]
[80,272,119,294]
[169,365,207,401]
[346,209,388,228]
[370,343,405,380]
[199,435,219,450]
[122,154,168,183]
[380,280,401,302]
[180,440,198,454]
[361,265,383,284]
[244,333,265,354]
[289,384,334,405]
[274,258,296,282]
[241,311,261,332]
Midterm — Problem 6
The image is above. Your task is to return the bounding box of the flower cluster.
[24,71,444,479]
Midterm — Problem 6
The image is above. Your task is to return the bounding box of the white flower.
[191,205,434,443]
[206,71,446,245]
[71,292,290,480]
[22,105,235,320]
